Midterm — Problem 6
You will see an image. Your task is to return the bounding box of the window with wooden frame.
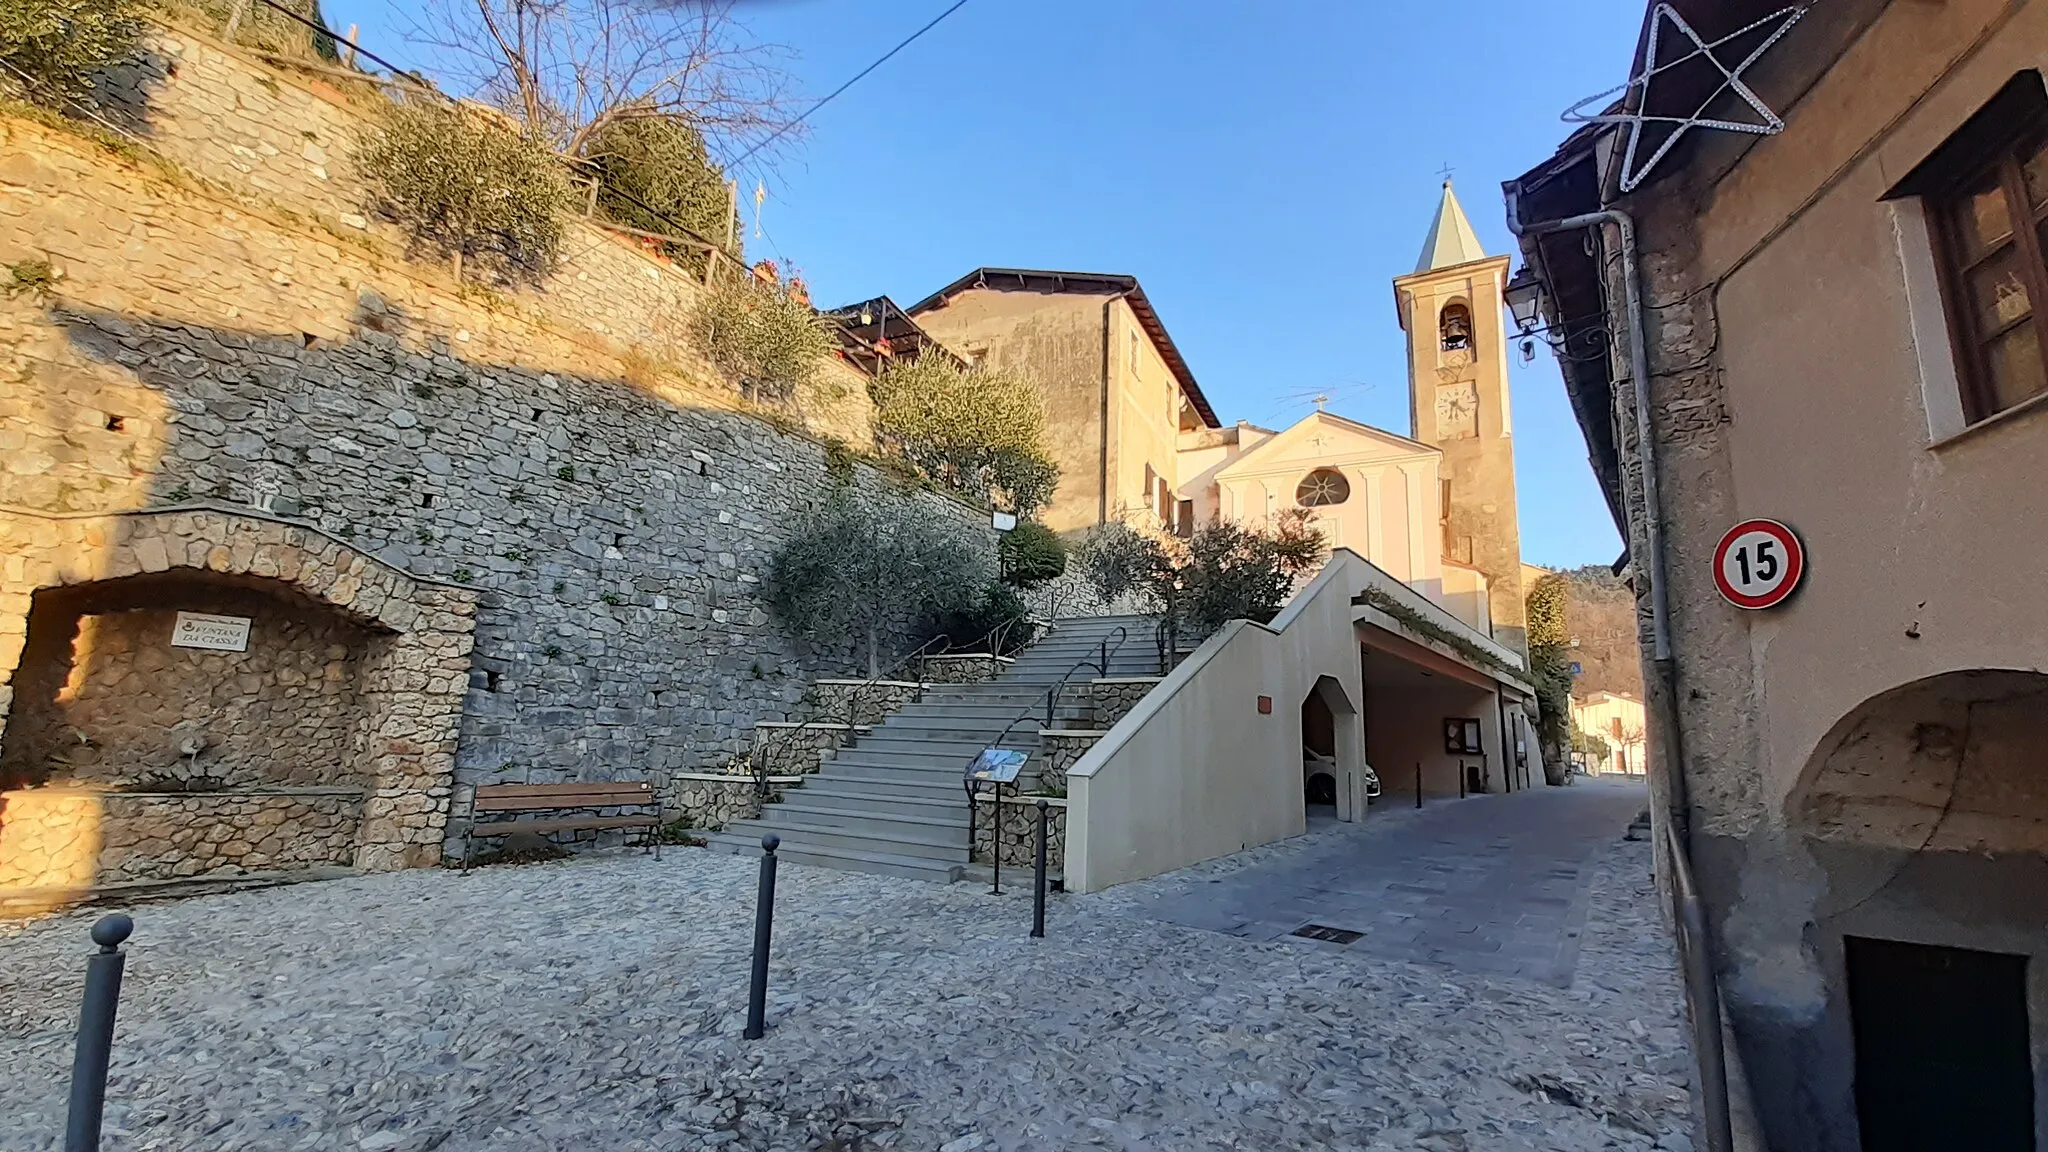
[1892,72,2048,423]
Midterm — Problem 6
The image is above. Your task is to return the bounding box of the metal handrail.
[961,624,1126,865]
[967,625,1128,785]
[737,633,952,796]
[733,614,1047,796]
[1666,820,1734,1152]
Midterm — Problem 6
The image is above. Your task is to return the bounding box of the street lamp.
[1504,267,1545,334]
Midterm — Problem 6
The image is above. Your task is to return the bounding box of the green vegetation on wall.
[581,115,737,267]
[355,99,574,283]
[693,274,837,404]
[0,0,141,107]
[873,357,1060,516]
[1525,573,1572,783]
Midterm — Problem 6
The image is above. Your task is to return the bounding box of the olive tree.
[873,357,1060,515]
[355,98,574,282]
[766,494,991,676]
[1080,510,1325,668]
[0,0,141,107]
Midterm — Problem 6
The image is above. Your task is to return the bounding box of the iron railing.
[1667,820,1734,1152]
[734,616,1043,795]
[966,625,1127,791]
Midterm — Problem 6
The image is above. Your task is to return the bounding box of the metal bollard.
[1414,762,1423,809]
[1031,799,1048,939]
[743,834,778,1041]
[66,913,133,1152]
[1459,760,1468,799]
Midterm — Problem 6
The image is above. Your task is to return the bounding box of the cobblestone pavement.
[1124,779,1650,985]
[0,786,1693,1152]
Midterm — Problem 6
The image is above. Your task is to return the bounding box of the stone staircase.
[706,615,1163,880]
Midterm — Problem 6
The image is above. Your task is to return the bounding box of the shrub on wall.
[582,115,737,267]
[1526,572,1573,783]
[872,358,1060,515]
[0,0,141,107]
[1080,510,1325,664]
[997,521,1066,588]
[355,99,573,283]
[693,274,836,404]
[766,494,991,676]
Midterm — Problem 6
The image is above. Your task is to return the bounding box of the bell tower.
[1394,180,1527,654]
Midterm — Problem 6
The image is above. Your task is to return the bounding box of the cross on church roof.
[1437,163,1455,184]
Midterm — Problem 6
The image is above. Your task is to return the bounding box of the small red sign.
[1712,518,1805,610]
[1257,695,1273,714]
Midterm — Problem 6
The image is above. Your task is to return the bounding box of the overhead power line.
[729,0,971,169]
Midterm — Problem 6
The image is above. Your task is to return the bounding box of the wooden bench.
[461,781,662,869]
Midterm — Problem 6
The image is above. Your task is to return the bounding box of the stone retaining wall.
[1079,678,1162,727]
[664,772,795,832]
[1036,730,1105,793]
[0,786,362,887]
[810,680,920,727]
[0,31,995,873]
[921,655,1009,685]
[971,795,1066,871]
[750,722,869,776]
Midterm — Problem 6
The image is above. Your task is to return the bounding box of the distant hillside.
[1557,565,1645,701]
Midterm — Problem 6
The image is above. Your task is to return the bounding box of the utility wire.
[729,0,970,169]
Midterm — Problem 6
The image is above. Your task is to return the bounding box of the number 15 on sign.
[1713,519,1805,610]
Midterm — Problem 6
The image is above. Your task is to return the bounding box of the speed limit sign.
[1713,519,1805,609]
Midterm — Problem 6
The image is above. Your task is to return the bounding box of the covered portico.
[1351,575,1541,805]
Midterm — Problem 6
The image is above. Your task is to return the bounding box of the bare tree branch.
[400,0,800,162]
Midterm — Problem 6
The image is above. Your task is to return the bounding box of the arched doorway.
[0,508,477,898]
[1299,674,1365,823]
[1784,669,2048,1152]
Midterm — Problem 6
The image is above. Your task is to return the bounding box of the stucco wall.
[1109,298,1190,525]
[1364,680,1501,800]
[1588,1,2048,1146]
[1063,552,1379,892]
[910,289,1109,532]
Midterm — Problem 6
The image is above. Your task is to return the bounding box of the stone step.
[821,761,984,787]
[829,747,993,772]
[797,777,969,806]
[886,706,1088,727]
[748,812,968,861]
[844,733,1024,757]
[782,784,967,818]
[704,830,963,882]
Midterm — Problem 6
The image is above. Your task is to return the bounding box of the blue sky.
[322,0,1644,568]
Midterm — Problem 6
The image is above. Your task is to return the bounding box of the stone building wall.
[1,787,362,887]
[0,509,477,890]
[920,655,1009,685]
[750,722,869,776]
[1,589,372,792]
[1035,730,1103,793]
[0,33,992,872]
[96,789,362,881]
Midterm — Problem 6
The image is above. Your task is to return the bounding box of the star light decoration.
[1563,3,1808,193]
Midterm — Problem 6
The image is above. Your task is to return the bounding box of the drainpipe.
[1099,297,1119,525]
[1505,199,1728,1152]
